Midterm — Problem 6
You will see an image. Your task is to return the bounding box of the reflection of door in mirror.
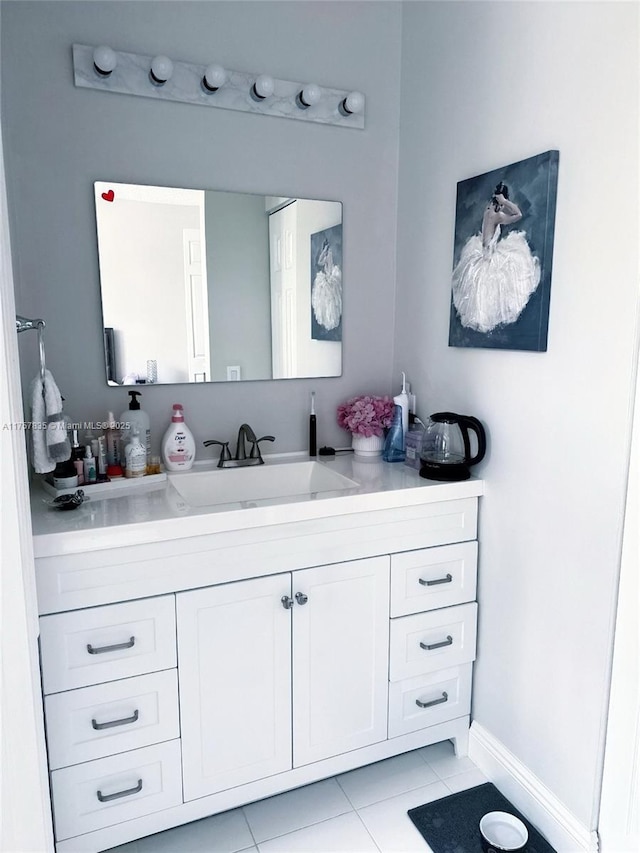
[269,199,342,380]
[183,229,210,382]
[95,182,210,384]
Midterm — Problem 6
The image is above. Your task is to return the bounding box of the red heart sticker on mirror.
[102,189,115,202]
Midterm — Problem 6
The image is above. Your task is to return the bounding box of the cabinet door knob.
[295,592,308,605]
[281,595,294,610]
[416,691,448,709]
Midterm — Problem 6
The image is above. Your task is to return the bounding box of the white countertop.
[30,453,483,558]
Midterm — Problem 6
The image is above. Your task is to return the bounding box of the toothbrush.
[309,391,317,457]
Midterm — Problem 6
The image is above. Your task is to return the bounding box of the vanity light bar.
[72,45,365,129]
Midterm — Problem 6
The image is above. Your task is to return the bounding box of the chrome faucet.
[204,424,275,468]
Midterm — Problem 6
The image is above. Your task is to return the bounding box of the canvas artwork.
[310,223,342,342]
[448,150,559,352]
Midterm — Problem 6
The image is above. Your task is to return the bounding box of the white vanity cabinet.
[32,477,482,853]
[177,557,390,800]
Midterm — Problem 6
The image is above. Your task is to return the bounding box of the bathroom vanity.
[30,455,482,852]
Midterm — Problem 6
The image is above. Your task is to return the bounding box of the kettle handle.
[458,415,487,466]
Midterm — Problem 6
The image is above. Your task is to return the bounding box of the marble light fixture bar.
[73,44,365,129]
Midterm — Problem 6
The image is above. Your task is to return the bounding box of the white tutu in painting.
[452,222,540,334]
[312,241,342,331]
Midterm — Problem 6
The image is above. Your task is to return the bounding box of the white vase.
[351,433,384,457]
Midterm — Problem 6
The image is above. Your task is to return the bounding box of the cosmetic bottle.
[96,435,108,480]
[161,404,196,472]
[70,428,85,484]
[83,445,97,483]
[125,428,147,478]
[105,411,119,466]
[309,391,317,457]
[52,459,79,491]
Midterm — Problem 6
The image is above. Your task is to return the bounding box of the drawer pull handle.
[295,592,308,605]
[420,635,453,651]
[416,691,448,709]
[96,778,143,803]
[281,595,294,610]
[91,709,140,730]
[419,573,453,587]
[87,636,136,655]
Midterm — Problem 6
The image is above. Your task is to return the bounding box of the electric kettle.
[419,412,486,481]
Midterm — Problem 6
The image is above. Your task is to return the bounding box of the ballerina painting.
[448,150,559,352]
[311,224,342,341]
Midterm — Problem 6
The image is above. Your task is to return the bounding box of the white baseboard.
[469,722,599,853]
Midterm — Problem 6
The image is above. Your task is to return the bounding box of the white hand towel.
[29,369,70,474]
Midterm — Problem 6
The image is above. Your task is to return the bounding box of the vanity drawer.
[390,542,477,617]
[39,596,176,694]
[389,602,477,682]
[50,739,182,841]
[388,664,472,738]
[44,669,179,770]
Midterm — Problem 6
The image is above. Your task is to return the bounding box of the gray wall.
[395,0,639,830]
[2,0,402,455]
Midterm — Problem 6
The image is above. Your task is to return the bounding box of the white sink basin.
[168,460,358,508]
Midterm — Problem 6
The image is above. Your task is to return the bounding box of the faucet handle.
[250,435,275,460]
[203,439,232,467]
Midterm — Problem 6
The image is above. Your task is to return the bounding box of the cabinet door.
[177,574,292,800]
[292,556,390,767]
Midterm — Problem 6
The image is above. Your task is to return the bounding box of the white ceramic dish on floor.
[479,810,529,852]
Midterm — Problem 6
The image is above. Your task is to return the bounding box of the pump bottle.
[161,404,196,472]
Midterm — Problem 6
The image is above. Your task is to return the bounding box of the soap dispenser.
[161,404,196,472]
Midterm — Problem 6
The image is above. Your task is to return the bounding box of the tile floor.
[107,741,488,853]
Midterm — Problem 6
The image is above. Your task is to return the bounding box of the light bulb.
[202,63,227,92]
[252,74,274,100]
[93,45,117,77]
[341,90,365,115]
[297,83,321,109]
[150,55,173,85]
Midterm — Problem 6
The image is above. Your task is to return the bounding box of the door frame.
[597,342,640,851]
[0,94,54,850]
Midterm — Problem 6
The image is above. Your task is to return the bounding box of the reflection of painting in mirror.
[311,224,342,342]
[94,182,343,385]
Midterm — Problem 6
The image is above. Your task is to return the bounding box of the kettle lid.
[430,411,461,424]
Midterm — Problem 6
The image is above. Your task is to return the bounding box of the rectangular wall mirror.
[94,181,343,385]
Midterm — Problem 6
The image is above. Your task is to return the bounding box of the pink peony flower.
[337,395,395,437]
